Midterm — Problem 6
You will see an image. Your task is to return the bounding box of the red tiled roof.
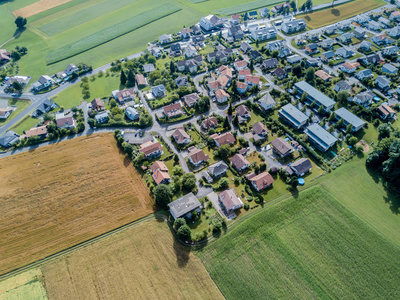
[250,172,274,190]
[245,75,260,85]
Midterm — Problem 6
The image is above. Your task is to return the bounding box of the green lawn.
[11,115,39,134]
[197,184,400,299]
[0,99,31,126]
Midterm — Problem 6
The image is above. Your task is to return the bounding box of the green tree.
[127,69,135,86]
[305,67,315,83]
[177,225,191,241]
[378,123,392,139]
[170,61,175,74]
[348,136,358,146]
[219,177,230,189]
[12,81,23,92]
[15,16,27,29]
[337,90,350,104]
[174,154,179,163]
[223,116,230,129]
[317,105,324,115]
[181,173,196,191]
[120,70,127,85]
[174,218,186,231]
[336,118,344,128]
[219,144,231,158]
[345,123,353,134]
[227,103,233,115]
[154,184,173,209]
[300,92,307,103]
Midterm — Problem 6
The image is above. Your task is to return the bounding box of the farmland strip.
[213,0,283,15]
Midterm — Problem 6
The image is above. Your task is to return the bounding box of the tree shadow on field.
[173,238,190,268]
[331,9,340,16]
[304,15,311,21]
[0,0,14,5]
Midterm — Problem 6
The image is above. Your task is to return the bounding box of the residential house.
[91,98,105,111]
[335,107,366,132]
[163,102,183,118]
[208,161,229,177]
[290,158,312,177]
[337,20,351,31]
[245,75,260,88]
[383,4,396,14]
[372,34,394,45]
[33,99,54,117]
[210,132,235,147]
[170,43,182,57]
[172,126,191,145]
[377,104,396,119]
[337,32,353,44]
[305,124,337,152]
[281,19,306,34]
[230,14,240,24]
[0,108,12,119]
[240,41,253,53]
[230,153,250,172]
[388,26,400,38]
[334,80,351,93]
[25,126,48,139]
[390,11,400,21]
[31,75,54,92]
[135,74,147,86]
[321,38,334,50]
[262,58,279,69]
[234,60,248,71]
[236,82,248,94]
[250,25,277,41]
[355,14,369,25]
[175,76,188,88]
[183,93,200,107]
[359,40,372,52]
[168,193,201,220]
[238,69,251,80]
[370,8,384,18]
[215,89,230,103]
[139,140,163,158]
[191,35,204,45]
[382,45,399,56]
[294,81,336,112]
[191,24,202,35]
[324,25,336,35]
[353,91,375,107]
[248,172,274,191]
[201,116,218,130]
[375,75,391,91]
[321,51,335,62]
[266,40,285,52]
[271,2,290,14]
[356,69,374,81]
[248,50,263,61]
[382,63,398,74]
[207,48,233,63]
[159,34,172,44]
[287,55,302,64]
[151,161,171,185]
[252,122,268,142]
[188,147,209,166]
[274,67,287,79]
[0,49,11,64]
[306,59,319,68]
[95,111,109,124]
[279,103,308,129]
[305,43,319,54]
[235,104,251,123]
[181,27,192,38]
[279,48,291,58]
[336,47,354,58]
[63,64,79,76]
[208,80,221,94]
[271,137,293,158]
[354,27,366,39]
[200,14,223,31]
[0,130,19,148]
[56,114,76,129]
[361,53,381,65]
[143,63,155,74]
[112,88,135,103]
[228,24,244,41]
[4,75,30,88]
[184,45,198,58]
[152,85,166,98]
[151,47,162,58]
[258,93,276,111]
[126,107,140,121]
[315,69,332,81]
[340,61,357,74]
[218,188,243,212]
[177,56,203,73]
[378,17,391,28]
[259,7,270,17]
[368,20,382,31]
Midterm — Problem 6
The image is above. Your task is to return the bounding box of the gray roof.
[95,111,109,121]
[208,161,228,176]
[335,80,351,91]
[375,75,391,86]
[168,192,201,219]
[323,51,335,58]
[357,69,373,77]
[279,103,308,127]
[305,124,337,148]
[290,158,312,175]
[295,81,336,108]
[335,107,365,129]
[0,130,19,147]
[382,63,398,73]
[143,63,155,73]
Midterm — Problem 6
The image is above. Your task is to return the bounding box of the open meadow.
[197,183,400,299]
[301,0,385,29]
[0,133,154,275]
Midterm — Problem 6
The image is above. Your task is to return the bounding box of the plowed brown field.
[0,133,154,275]
[13,0,73,18]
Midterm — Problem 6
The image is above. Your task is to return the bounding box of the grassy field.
[10,115,40,134]
[301,0,385,29]
[213,0,282,15]
[40,220,223,299]
[0,269,48,300]
[0,99,31,127]
[197,184,400,299]
[0,133,154,275]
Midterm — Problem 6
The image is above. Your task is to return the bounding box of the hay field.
[0,269,47,299]
[42,220,223,300]
[0,133,154,275]
[198,186,400,299]
[302,0,385,29]
[13,0,74,18]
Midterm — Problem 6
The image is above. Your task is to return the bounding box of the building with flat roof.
[278,103,308,129]
[334,107,365,132]
[305,124,337,152]
[168,193,202,219]
[295,81,336,112]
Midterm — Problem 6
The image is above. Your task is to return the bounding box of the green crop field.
[197,184,400,299]
[213,0,282,15]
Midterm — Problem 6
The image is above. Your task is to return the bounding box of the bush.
[244,203,250,210]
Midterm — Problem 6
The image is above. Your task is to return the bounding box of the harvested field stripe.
[13,0,75,18]
[46,3,181,65]
[213,0,283,15]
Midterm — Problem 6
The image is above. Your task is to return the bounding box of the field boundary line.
[0,213,166,281]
